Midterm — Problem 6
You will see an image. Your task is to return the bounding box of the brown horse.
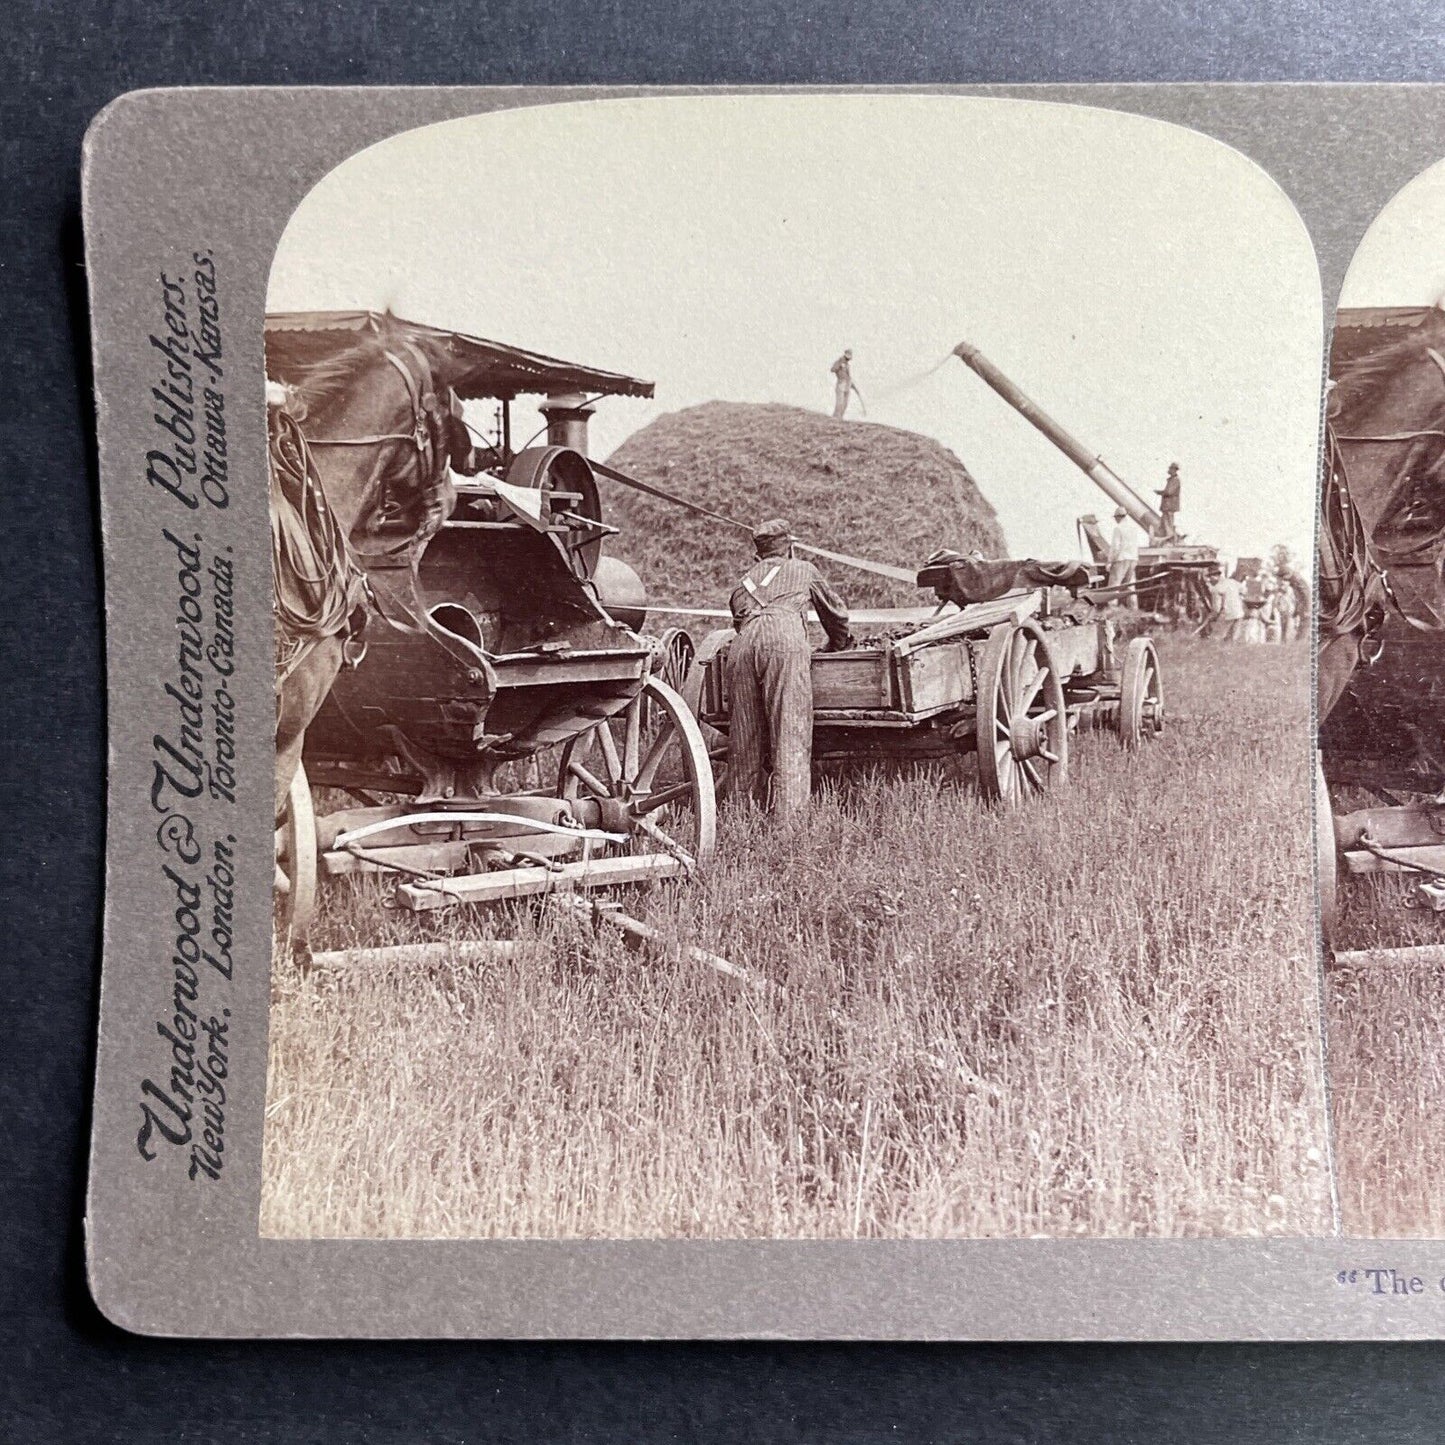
[269,324,474,817]
[1320,316,1445,725]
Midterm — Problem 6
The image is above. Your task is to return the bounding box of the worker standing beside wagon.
[727,519,853,818]
[1106,506,1141,607]
[1204,563,1246,640]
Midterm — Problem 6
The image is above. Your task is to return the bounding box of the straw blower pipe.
[950,340,1165,539]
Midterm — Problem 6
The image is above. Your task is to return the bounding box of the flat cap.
[752,517,796,544]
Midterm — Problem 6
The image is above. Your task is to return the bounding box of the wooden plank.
[1332,945,1445,967]
[1040,621,1104,679]
[547,892,774,993]
[810,650,891,709]
[812,709,919,726]
[897,641,972,714]
[321,841,471,877]
[307,941,518,969]
[1335,803,1445,851]
[489,650,652,687]
[396,852,684,910]
[1342,845,1445,876]
[890,590,1041,657]
[441,520,571,532]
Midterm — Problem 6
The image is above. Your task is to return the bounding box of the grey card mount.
[81,85,1445,1338]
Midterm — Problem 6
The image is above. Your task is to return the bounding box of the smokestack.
[539,392,595,456]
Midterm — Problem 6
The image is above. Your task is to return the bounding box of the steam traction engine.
[268,313,714,945]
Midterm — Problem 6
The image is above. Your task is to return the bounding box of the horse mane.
[1331,310,1445,427]
[283,334,383,419]
[273,320,456,422]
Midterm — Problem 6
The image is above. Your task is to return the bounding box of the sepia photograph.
[1319,156,1445,1236]
[259,95,1328,1241]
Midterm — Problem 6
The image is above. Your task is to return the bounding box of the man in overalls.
[727,519,853,818]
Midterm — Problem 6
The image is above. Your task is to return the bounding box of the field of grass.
[1327,949,1445,1237]
[1332,860,1445,955]
[261,637,1333,1239]
[1322,770,1445,1236]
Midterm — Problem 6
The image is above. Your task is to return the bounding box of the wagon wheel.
[679,630,732,794]
[276,761,318,946]
[1118,636,1165,748]
[558,677,717,869]
[653,627,696,693]
[974,620,1069,805]
[1316,750,1338,949]
[644,627,697,734]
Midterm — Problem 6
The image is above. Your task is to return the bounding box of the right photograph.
[1321,158,1445,1236]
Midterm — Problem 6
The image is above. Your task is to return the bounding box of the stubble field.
[260,637,1334,1239]
[1327,945,1445,1237]
[1325,844,1445,1237]
[1319,753,1445,1235]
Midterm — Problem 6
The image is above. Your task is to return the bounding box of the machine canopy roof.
[1332,306,1445,369]
[264,310,655,402]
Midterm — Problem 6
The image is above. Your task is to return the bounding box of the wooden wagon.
[695,583,1164,802]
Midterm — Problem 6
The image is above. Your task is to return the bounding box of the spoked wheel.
[1119,636,1165,748]
[653,627,696,693]
[673,650,728,797]
[644,627,697,735]
[1316,750,1338,950]
[558,677,717,869]
[276,761,318,946]
[975,621,1069,805]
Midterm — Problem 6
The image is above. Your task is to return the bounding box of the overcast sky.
[269,95,1321,570]
[1339,155,1445,307]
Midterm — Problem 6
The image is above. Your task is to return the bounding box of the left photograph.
[261,95,1329,1241]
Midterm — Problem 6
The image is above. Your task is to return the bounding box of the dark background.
[7,2,1445,1439]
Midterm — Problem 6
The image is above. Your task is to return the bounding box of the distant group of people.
[1098,467,1310,644]
[1202,547,1309,643]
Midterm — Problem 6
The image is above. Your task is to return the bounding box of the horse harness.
[269,407,371,690]
[270,341,451,691]
[1323,345,1445,667]
[305,339,458,535]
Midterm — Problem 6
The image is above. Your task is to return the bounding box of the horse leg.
[276,635,345,818]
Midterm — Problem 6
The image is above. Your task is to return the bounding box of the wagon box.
[699,584,1163,802]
